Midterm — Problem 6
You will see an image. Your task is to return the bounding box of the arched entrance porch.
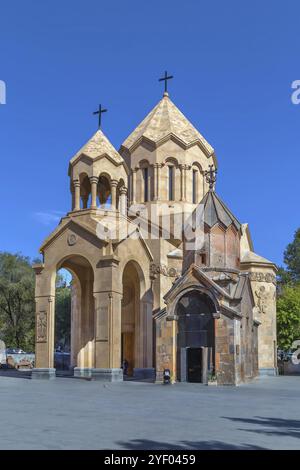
[176,290,216,383]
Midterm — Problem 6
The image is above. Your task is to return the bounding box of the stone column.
[31,264,56,380]
[90,176,98,209]
[136,299,155,377]
[71,187,75,211]
[119,187,128,216]
[73,179,80,211]
[131,168,137,204]
[93,255,123,382]
[179,164,185,201]
[111,179,118,209]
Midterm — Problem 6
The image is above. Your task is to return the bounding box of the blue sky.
[0,0,299,266]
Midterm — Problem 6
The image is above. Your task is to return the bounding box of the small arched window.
[143,167,149,202]
[168,166,175,201]
[192,169,198,204]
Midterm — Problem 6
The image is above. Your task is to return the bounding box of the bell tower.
[68,129,129,215]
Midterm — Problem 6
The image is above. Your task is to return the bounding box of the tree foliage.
[283,228,300,283]
[0,253,72,353]
[55,284,71,350]
[0,252,35,350]
[277,284,300,350]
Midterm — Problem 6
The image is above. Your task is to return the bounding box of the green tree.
[55,284,71,350]
[0,252,35,350]
[277,284,300,350]
[283,228,300,283]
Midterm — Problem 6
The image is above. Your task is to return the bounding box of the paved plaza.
[0,374,299,450]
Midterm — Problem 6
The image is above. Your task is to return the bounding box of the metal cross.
[204,164,218,190]
[93,104,107,129]
[158,71,174,93]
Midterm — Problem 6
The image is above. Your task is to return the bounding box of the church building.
[33,85,277,385]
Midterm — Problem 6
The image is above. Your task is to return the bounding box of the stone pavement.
[0,374,299,449]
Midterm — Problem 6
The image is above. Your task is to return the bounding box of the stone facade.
[32,92,277,384]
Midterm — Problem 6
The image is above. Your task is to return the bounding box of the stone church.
[33,89,277,385]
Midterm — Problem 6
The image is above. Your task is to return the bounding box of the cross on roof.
[204,165,218,191]
[93,104,107,129]
[158,71,173,94]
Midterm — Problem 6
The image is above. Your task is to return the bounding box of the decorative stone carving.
[255,286,269,314]
[67,233,77,246]
[36,311,47,342]
[249,272,276,285]
[150,263,180,279]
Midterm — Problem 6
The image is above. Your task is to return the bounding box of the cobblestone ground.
[0,374,299,449]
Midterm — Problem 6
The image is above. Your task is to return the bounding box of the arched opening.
[80,173,91,209]
[168,165,175,200]
[54,255,94,376]
[164,157,178,201]
[98,175,111,208]
[54,268,72,371]
[192,169,198,204]
[191,163,202,204]
[138,160,151,203]
[176,290,216,383]
[121,261,144,377]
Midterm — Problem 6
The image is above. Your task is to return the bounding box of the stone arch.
[169,284,220,318]
[55,254,95,376]
[121,259,152,377]
[98,173,111,207]
[79,172,91,209]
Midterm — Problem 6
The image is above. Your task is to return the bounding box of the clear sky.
[0,0,299,266]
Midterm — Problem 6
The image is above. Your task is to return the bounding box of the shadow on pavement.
[222,416,300,439]
[0,369,31,379]
[115,439,266,450]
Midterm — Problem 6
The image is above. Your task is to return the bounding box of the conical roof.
[198,190,241,230]
[70,129,123,165]
[121,93,215,156]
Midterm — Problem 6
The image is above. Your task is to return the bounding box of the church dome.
[120,93,216,159]
[69,129,124,168]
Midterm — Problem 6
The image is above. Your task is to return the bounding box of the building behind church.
[32,90,277,385]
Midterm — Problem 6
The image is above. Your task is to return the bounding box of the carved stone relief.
[255,286,269,314]
[36,311,47,342]
[150,263,180,279]
[249,271,276,285]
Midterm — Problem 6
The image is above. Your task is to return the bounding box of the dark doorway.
[176,291,215,382]
[187,348,202,382]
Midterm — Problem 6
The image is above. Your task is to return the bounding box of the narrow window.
[192,169,197,204]
[168,166,174,200]
[143,167,149,202]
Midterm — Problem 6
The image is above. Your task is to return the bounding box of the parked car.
[5,348,26,354]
